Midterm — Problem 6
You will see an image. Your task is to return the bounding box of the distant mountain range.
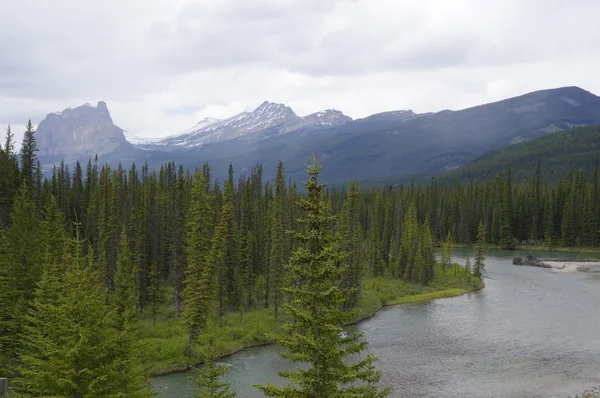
[132,101,352,151]
[34,86,600,183]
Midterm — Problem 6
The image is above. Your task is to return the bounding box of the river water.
[152,249,600,397]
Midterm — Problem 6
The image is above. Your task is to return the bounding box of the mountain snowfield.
[131,101,353,151]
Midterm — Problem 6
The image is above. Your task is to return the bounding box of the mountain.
[443,124,600,183]
[138,86,600,183]
[33,86,600,184]
[136,101,353,151]
[36,101,141,171]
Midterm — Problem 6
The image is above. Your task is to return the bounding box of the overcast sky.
[2,0,599,144]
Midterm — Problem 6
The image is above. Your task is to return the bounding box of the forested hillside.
[446,125,600,183]
[1,126,598,395]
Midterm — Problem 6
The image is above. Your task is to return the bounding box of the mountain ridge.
[134,101,353,151]
[31,86,600,184]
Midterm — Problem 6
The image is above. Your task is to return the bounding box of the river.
[152,249,600,397]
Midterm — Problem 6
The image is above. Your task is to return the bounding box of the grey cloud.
[1,0,600,141]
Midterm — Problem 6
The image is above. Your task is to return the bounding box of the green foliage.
[0,184,43,374]
[474,221,486,279]
[255,157,390,398]
[446,125,600,183]
[19,120,38,188]
[269,161,287,320]
[183,172,213,350]
[18,232,118,396]
[189,336,236,398]
[338,181,363,309]
[112,228,155,397]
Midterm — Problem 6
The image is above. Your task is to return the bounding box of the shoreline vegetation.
[146,262,484,377]
[452,243,600,255]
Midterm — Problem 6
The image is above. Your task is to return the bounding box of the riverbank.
[142,263,483,376]
[453,243,600,255]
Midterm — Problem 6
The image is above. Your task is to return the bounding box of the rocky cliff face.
[36,101,136,167]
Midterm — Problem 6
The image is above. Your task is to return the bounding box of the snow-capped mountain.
[134,101,352,151]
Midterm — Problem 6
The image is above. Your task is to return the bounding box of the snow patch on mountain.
[133,101,352,151]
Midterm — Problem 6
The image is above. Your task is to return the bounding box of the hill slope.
[445,125,600,182]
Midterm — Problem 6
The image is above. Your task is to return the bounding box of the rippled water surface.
[153,250,600,397]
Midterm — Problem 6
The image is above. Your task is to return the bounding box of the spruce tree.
[18,230,122,396]
[183,173,213,351]
[189,336,236,398]
[465,255,472,279]
[0,125,19,226]
[499,164,516,249]
[474,221,486,279]
[111,227,154,397]
[255,157,390,398]
[401,201,418,282]
[339,181,363,309]
[19,119,38,188]
[269,161,287,319]
[0,184,43,373]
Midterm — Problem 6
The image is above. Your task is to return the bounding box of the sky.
[1,0,600,145]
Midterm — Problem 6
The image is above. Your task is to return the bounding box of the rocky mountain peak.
[302,109,353,126]
[36,101,133,166]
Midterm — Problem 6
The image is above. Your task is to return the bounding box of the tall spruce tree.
[112,228,154,397]
[19,120,38,188]
[499,164,516,249]
[339,181,363,309]
[0,184,43,373]
[0,125,19,226]
[269,161,287,319]
[255,157,390,398]
[474,221,486,279]
[18,229,125,396]
[189,336,236,398]
[183,173,213,351]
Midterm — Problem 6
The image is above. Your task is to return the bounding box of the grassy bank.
[141,263,483,376]
[452,243,600,255]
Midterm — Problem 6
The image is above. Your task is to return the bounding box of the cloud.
[1,0,600,146]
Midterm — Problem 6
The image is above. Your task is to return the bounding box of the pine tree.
[255,157,390,398]
[18,230,124,396]
[0,184,43,373]
[0,125,19,226]
[183,173,213,351]
[465,255,472,279]
[112,227,154,397]
[474,221,486,279]
[189,336,236,398]
[269,161,287,319]
[416,219,435,285]
[499,164,516,249]
[209,194,233,327]
[401,201,418,282]
[441,231,453,269]
[148,260,161,327]
[339,181,363,309]
[19,120,38,188]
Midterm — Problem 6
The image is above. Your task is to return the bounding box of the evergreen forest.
[1,125,598,396]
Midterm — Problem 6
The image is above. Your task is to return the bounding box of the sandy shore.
[545,261,600,273]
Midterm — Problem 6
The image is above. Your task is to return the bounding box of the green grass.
[138,302,277,375]
[139,263,483,376]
